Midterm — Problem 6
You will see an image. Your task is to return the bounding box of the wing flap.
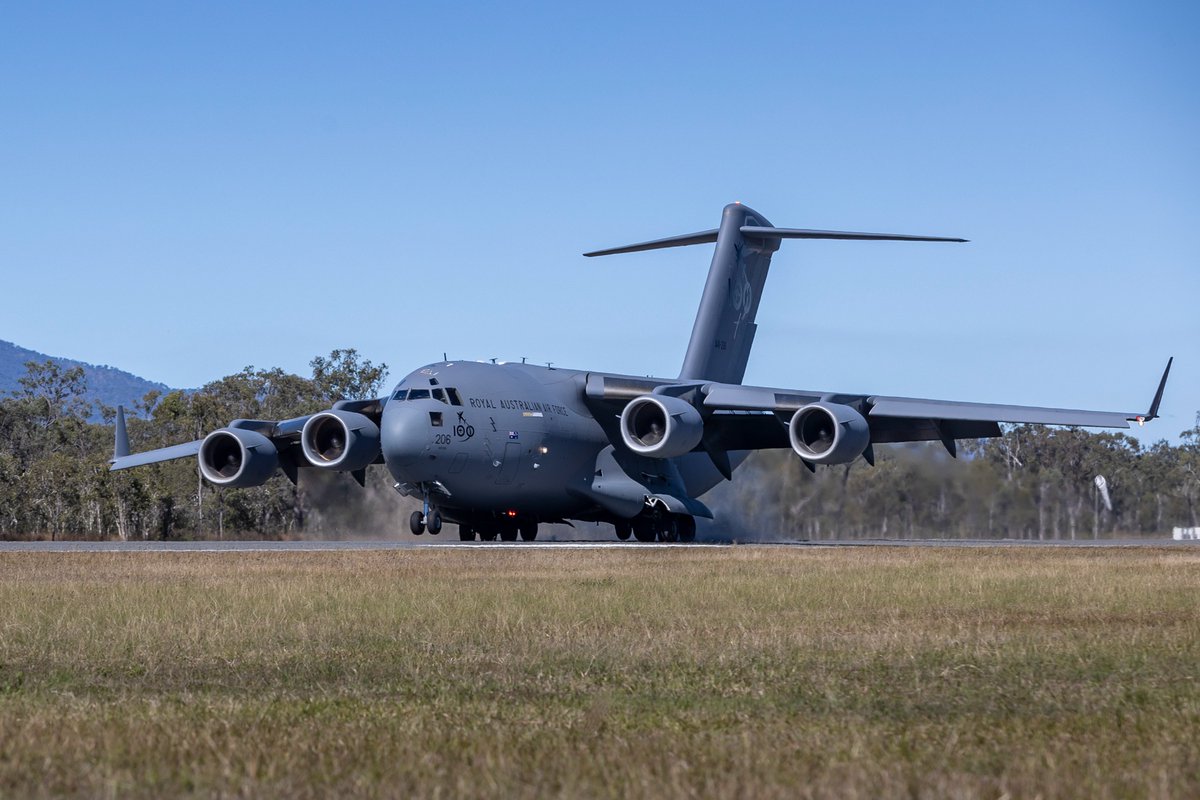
[868,417,1002,444]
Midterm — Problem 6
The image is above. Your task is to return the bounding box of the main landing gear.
[409,510,442,536]
[620,513,696,543]
[454,515,539,542]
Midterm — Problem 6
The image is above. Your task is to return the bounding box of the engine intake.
[788,402,871,464]
[198,428,279,487]
[620,394,704,458]
[301,410,381,471]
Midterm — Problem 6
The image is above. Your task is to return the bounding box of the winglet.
[113,405,130,462]
[1132,357,1172,425]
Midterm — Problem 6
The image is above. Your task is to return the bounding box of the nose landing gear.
[409,509,443,536]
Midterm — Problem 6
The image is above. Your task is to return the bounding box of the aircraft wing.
[698,356,1171,452]
[108,398,386,486]
[585,358,1171,467]
[110,440,204,470]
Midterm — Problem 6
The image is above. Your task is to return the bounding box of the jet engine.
[788,402,871,464]
[301,410,381,471]
[620,394,704,458]
[198,428,279,487]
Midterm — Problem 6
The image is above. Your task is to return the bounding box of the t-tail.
[585,202,966,385]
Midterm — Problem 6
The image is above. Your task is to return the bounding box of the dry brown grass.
[0,546,1198,798]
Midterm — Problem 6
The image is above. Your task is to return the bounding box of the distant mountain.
[0,339,171,419]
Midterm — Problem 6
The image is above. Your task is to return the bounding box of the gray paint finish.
[108,204,1171,541]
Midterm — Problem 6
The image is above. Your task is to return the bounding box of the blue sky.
[1,1,1196,444]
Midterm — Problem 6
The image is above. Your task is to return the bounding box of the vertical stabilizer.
[678,203,779,384]
[582,203,964,386]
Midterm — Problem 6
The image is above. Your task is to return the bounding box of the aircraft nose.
[381,404,430,477]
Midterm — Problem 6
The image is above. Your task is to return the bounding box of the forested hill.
[0,339,170,419]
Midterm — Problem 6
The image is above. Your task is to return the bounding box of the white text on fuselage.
[469,397,569,417]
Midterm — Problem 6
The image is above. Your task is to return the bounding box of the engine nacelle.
[198,428,279,487]
[788,402,871,464]
[301,410,381,471]
[620,394,704,459]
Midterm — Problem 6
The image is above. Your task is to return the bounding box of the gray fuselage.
[380,360,734,524]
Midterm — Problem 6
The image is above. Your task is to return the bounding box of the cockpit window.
[392,387,459,403]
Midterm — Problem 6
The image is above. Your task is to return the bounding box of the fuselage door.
[496,441,522,485]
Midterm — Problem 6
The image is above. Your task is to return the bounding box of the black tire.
[478,526,498,542]
[676,515,696,543]
[658,517,678,543]
[499,522,518,542]
[409,511,425,536]
[614,521,632,541]
[427,511,443,535]
[458,524,475,541]
[632,519,656,542]
[519,521,538,541]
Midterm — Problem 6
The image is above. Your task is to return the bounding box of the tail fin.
[585,203,966,385]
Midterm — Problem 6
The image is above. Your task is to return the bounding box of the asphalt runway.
[0,538,1194,552]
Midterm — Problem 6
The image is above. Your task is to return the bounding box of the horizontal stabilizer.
[740,226,967,243]
[584,220,966,258]
[583,229,718,257]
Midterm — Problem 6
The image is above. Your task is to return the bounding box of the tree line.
[717,418,1200,540]
[0,355,1195,540]
[0,351,405,541]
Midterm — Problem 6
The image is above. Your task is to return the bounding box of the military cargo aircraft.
[111,203,1172,542]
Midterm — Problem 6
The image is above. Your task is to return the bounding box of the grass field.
[0,547,1198,798]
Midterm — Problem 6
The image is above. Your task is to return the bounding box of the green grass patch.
[0,547,1198,798]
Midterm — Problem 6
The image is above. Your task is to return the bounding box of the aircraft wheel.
[632,519,656,543]
[478,526,498,542]
[676,515,696,543]
[614,521,632,541]
[409,511,426,536]
[519,521,538,541]
[658,517,678,543]
[499,521,518,542]
[427,511,442,535]
[458,524,475,541]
